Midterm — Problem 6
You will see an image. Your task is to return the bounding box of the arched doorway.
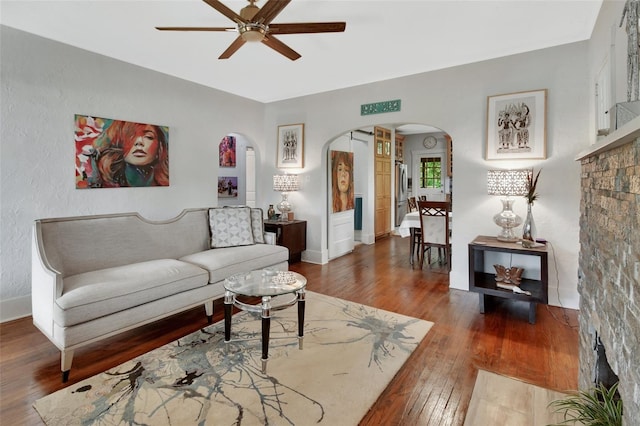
[216,133,258,207]
[325,123,453,266]
[326,130,371,259]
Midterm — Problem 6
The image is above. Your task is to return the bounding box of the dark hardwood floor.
[0,236,579,425]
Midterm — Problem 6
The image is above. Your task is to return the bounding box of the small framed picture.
[217,176,237,198]
[219,135,236,168]
[277,123,304,168]
[486,89,547,160]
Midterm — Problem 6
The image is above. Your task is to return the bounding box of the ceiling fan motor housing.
[240,4,259,21]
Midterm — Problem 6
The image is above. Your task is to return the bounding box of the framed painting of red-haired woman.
[75,114,170,188]
[331,150,354,213]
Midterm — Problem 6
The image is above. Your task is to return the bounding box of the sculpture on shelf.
[493,264,524,286]
[621,0,640,101]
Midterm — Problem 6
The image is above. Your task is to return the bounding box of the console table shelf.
[468,235,549,324]
[471,273,546,302]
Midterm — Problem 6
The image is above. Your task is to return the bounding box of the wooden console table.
[264,220,307,263]
[468,235,548,324]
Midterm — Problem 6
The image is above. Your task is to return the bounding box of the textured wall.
[0,26,265,319]
[578,138,640,424]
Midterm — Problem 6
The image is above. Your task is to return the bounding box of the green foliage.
[548,382,623,426]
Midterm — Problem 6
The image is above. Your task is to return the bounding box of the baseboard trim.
[301,249,325,264]
[1,295,31,323]
[548,285,580,310]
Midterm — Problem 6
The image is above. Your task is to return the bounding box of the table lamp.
[487,169,528,242]
[273,174,299,221]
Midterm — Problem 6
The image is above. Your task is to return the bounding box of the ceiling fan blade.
[269,22,346,34]
[156,26,235,32]
[262,34,301,61]
[252,0,291,24]
[219,36,246,59]
[202,0,246,23]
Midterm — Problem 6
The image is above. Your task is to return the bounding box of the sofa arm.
[32,223,63,340]
[264,232,276,245]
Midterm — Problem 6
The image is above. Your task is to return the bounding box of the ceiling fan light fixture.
[239,23,267,42]
[156,0,346,60]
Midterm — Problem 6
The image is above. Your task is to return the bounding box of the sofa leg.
[61,349,74,383]
[205,300,214,324]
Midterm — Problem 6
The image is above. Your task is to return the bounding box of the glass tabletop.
[224,269,306,297]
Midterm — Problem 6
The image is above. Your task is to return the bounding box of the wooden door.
[374,126,392,238]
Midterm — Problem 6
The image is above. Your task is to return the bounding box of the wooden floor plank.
[0,236,579,425]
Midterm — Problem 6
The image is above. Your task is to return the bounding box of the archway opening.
[216,133,258,207]
[325,123,454,269]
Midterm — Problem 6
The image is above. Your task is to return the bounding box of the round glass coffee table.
[223,269,307,373]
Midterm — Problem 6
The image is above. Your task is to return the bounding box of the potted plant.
[548,382,623,426]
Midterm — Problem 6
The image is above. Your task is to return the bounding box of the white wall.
[0,26,266,320]
[3,20,605,321]
[264,42,591,309]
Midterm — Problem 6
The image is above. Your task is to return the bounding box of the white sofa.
[31,207,289,382]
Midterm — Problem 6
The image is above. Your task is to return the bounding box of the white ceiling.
[1,0,603,103]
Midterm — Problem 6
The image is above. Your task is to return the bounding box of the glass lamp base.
[494,198,522,242]
[496,229,521,242]
[277,193,291,221]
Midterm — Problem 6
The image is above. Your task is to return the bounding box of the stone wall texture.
[578,138,640,424]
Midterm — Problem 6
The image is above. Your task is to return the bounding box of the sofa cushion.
[209,207,254,248]
[218,206,265,244]
[250,208,265,244]
[55,259,208,327]
[179,244,289,284]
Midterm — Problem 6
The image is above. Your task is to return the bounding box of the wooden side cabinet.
[264,220,307,263]
[468,235,548,324]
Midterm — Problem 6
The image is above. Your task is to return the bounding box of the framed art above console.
[486,89,547,160]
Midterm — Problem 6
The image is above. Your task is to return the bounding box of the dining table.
[398,210,452,265]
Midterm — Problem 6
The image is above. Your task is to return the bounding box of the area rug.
[464,370,572,426]
[34,291,433,425]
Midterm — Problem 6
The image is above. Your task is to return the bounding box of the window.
[420,157,442,189]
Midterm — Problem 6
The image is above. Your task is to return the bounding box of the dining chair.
[406,197,421,264]
[419,195,427,201]
[417,200,451,270]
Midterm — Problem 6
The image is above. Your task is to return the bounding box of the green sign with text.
[360,99,401,116]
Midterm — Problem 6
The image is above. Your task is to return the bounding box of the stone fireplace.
[578,135,639,424]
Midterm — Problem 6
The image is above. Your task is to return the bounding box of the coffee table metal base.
[224,290,305,374]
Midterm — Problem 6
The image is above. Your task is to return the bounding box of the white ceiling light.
[239,23,267,42]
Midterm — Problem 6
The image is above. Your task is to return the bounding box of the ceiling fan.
[156,0,346,61]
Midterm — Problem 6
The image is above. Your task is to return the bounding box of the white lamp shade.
[487,170,529,196]
[273,174,300,192]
